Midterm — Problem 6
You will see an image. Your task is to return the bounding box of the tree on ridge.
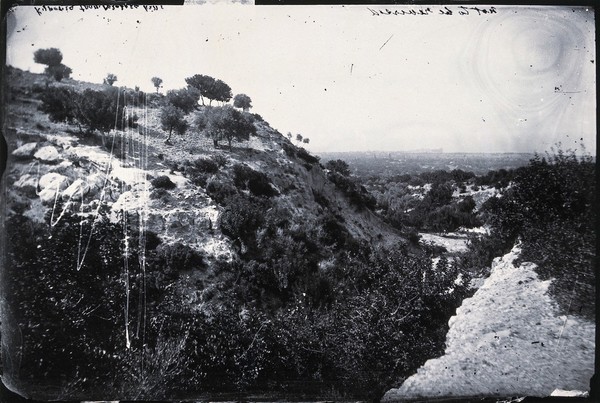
[151,76,163,94]
[33,47,72,82]
[233,94,252,112]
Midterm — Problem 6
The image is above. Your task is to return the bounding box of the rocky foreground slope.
[383,245,595,400]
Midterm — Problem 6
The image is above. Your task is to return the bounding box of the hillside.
[4,68,401,254]
[2,68,470,401]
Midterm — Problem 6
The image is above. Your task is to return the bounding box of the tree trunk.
[166,128,173,144]
[213,139,219,148]
[228,138,232,152]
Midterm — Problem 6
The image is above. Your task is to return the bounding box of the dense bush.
[193,157,219,174]
[232,164,277,197]
[296,147,320,165]
[218,195,267,251]
[4,212,144,391]
[419,169,475,185]
[148,242,206,280]
[211,154,228,168]
[146,92,164,107]
[151,175,176,190]
[79,87,138,134]
[38,86,78,124]
[328,171,376,211]
[37,86,138,145]
[5,200,472,400]
[325,159,351,176]
[475,167,515,188]
[205,180,238,205]
[282,142,296,157]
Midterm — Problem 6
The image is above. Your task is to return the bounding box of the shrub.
[320,215,354,250]
[312,189,330,208]
[150,188,175,202]
[212,154,228,168]
[328,172,376,210]
[297,148,320,165]
[38,86,78,124]
[205,180,238,205]
[146,92,164,107]
[325,159,351,176]
[193,157,219,174]
[407,229,421,245]
[219,196,267,249]
[151,175,176,190]
[423,182,453,208]
[149,242,206,279]
[79,87,138,133]
[232,164,276,198]
[282,142,296,157]
[38,86,138,146]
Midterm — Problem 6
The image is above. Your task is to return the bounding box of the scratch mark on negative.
[380,34,394,51]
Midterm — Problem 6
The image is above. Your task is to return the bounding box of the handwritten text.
[368,6,497,17]
[34,4,163,16]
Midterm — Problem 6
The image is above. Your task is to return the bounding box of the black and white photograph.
[1,3,596,401]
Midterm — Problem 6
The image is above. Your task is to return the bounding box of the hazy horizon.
[5,4,596,154]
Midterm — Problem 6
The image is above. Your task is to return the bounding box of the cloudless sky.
[5,4,596,154]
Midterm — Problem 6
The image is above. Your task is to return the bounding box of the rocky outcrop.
[145,208,214,235]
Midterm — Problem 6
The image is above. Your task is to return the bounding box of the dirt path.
[383,245,595,401]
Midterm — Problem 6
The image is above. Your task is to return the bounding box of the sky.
[5,4,596,154]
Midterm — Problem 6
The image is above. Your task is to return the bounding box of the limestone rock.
[38,172,69,203]
[12,142,38,159]
[14,173,38,197]
[14,173,38,189]
[34,145,61,163]
[87,173,107,197]
[62,179,90,201]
